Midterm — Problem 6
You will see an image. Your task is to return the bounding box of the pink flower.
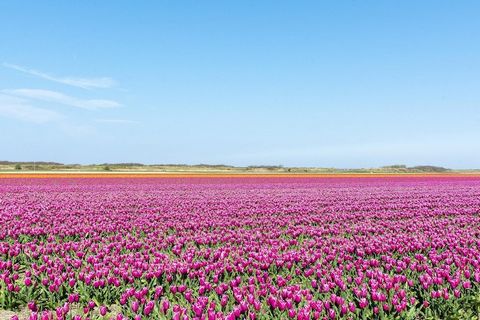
[359,298,368,309]
[28,301,37,312]
[99,306,108,316]
[132,301,139,313]
[144,301,155,316]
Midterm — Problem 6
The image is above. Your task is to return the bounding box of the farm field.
[1,175,480,319]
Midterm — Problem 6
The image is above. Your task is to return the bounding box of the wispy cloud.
[3,63,116,89]
[0,94,62,123]
[2,89,121,110]
[94,118,139,124]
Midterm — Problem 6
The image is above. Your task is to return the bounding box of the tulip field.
[2,175,480,320]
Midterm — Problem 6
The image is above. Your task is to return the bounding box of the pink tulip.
[99,306,108,316]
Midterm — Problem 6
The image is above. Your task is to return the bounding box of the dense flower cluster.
[1,176,480,319]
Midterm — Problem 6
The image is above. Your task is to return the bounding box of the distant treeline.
[381,165,450,172]
[0,161,455,173]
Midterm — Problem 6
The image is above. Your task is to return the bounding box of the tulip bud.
[132,301,139,313]
[25,277,33,286]
[100,305,108,316]
[28,301,37,312]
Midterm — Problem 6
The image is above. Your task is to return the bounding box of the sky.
[0,1,479,168]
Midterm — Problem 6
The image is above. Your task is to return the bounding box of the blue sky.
[0,1,479,168]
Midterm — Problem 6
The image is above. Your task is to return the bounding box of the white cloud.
[94,118,139,124]
[0,94,62,123]
[3,63,116,89]
[2,89,121,110]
